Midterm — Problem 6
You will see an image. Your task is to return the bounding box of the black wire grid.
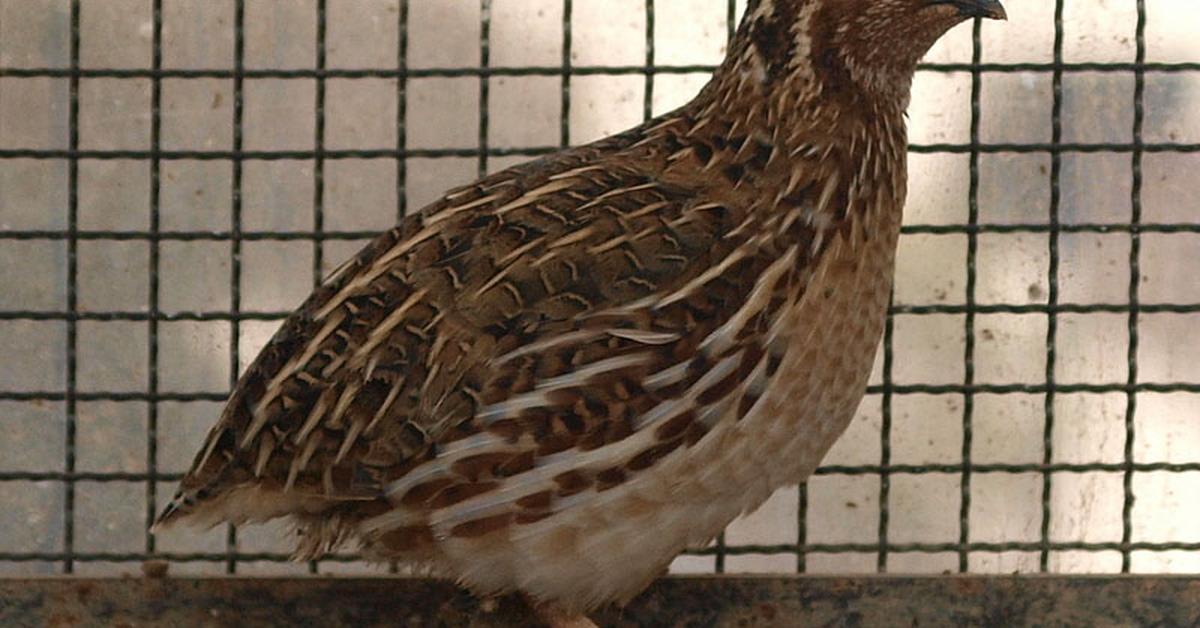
[1,0,1198,576]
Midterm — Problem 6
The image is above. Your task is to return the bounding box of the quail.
[154,0,1006,625]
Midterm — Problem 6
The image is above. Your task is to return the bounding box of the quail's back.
[155,0,1005,617]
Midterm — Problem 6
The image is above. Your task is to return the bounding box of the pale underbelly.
[432,227,900,612]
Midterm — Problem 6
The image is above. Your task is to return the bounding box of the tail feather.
[150,425,236,534]
[150,481,326,535]
[150,486,208,533]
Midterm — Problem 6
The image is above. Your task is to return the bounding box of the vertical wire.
[877,297,895,572]
[226,0,246,575]
[389,0,409,572]
[395,0,411,571]
[477,0,491,177]
[313,0,327,287]
[388,0,409,571]
[796,482,808,573]
[727,0,737,43]
[560,0,572,149]
[1040,0,1065,573]
[145,0,163,557]
[395,7,409,578]
[1122,0,1147,575]
[63,0,81,575]
[959,17,985,573]
[724,1,742,572]
[310,0,328,574]
[643,0,655,122]
[396,0,408,223]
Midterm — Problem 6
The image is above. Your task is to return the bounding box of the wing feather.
[154,112,838,555]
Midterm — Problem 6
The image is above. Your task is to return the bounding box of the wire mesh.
[0,0,1198,577]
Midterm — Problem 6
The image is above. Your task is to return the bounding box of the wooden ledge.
[1,575,1197,627]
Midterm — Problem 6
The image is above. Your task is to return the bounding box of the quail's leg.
[535,607,598,628]
[526,596,598,628]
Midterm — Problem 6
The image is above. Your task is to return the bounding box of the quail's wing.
[154,125,832,543]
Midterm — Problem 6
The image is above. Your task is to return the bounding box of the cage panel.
[0,0,1196,583]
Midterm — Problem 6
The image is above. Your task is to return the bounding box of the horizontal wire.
[863,382,1200,394]
[0,311,292,322]
[2,382,1198,404]
[0,147,552,160]
[1,301,1199,323]
[0,229,381,241]
[2,461,1197,484]
[0,392,229,402]
[2,223,1199,244]
[1,142,1198,162]
[1,61,1198,80]
[814,462,1200,475]
[2,539,1198,564]
[901,223,1200,234]
[684,540,1200,556]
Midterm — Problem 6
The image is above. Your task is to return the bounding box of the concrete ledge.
[1,575,1198,627]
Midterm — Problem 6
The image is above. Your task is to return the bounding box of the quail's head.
[738,0,1006,101]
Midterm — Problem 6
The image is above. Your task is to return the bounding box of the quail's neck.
[677,68,908,206]
[687,7,911,163]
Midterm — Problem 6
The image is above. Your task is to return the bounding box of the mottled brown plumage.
[155,0,1004,623]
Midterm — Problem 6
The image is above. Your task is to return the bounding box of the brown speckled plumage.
[155,0,1004,622]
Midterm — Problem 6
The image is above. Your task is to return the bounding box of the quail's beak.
[929,0,1008,20]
